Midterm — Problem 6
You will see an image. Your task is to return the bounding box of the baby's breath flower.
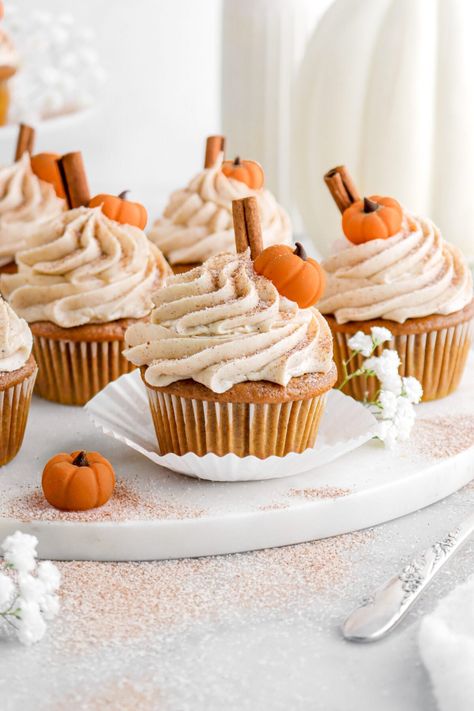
[364,350,402,395]
[37,561,61,593]
[0,573,14,612]
[2,532,38,574]
[377,390,398,420]
[370,326,393,346]
[16,600,47,646]
[347,331,374,357]
[402,376,423,404]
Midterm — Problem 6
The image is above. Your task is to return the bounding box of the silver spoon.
[343,511,474,642]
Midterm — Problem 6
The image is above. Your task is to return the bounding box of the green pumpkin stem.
[72,451,89,467]
[363,197,379,213]
[294,242,308,261]
[118,190,130,200]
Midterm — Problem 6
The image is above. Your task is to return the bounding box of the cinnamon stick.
[56,152,90,209]
[15,123,35,161]
[232,196,263,260]
[324,165,360,213]
[204,135,225,168]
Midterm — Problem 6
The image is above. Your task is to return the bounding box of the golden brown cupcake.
[0,297,37,465]
[124,247,336,458]
[320,168,474,401]
[1,206,170,405]
[0,152,65,273]
[148,136,292,273]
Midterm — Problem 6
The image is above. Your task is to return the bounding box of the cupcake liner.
[0,367,37,466]
[32,335,135,406]
[332,319,474,402]
[85,370,381,481]
[146,388,327,458]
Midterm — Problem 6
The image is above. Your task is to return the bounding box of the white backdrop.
[1,0,221,220]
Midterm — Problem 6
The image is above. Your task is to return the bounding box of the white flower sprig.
[341,327,423,448]
[0,531,61,646]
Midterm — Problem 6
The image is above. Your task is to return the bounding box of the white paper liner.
[85,370,381,482]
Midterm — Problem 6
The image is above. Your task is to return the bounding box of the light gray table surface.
[0,474,473,711]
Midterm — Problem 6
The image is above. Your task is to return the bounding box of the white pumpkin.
[294,0,474,262]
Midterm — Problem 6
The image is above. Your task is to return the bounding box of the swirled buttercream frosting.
[124,250,333,393]
[148,154,291,265]
[0,298,32,372]
[0,153,65,267]
[0,206,169,328]
[318,213,473,324]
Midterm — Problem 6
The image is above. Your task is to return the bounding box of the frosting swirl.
[0,153,65,267]
[318,213,473,324]
[0,298,32,372]
[0,206,170,328]
[124,250,333,393]
[148,154,291,264]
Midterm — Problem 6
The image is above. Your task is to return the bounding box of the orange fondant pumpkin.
[254,242,325,308]
[30,153,66,199]
[342,196,403,244]
[222,157,264,190]
[42,450,115,512]
[89,191,147,229]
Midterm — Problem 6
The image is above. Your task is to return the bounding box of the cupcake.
[125,196,335,459]
[0,150,65,273]
[1,206,170,405]
[319,166,474,401]
[0,11,18,126]
[0,297,37,466]
[148,135,291,273]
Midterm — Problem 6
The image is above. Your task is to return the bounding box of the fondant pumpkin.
[254,242,325,308]
[342,196,403,244]
[89,191,147,229]
[222,157,264,190]
[30,153,66,199]
[42,450,115,512]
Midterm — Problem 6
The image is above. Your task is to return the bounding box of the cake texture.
[148,152,291,268]
[317,211,474,401]
[125,250,336,458]
[1,206,170,405]
[0,298,37,465]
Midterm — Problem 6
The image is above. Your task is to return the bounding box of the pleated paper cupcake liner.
[32,335,135,406]
[146,388,327,458]
[333,319,474,402]
[85,370,381,481]
[0,367,37,466]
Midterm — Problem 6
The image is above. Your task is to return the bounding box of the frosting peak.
[124,250,333,393]
[148,153,292,264]
[0,298,32,372]
[0,206,169,328]
[0,153,65,267]
[318,213,473,323]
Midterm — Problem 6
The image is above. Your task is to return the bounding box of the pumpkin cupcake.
[0,152,170,405]
[0,7,18,126]
[148,135,292,273]
[125,197,335,459]
[319,166,474,401]
[0,126,65,274]
[0,297,37,466]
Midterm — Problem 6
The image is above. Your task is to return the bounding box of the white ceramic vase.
[295,0,474,262]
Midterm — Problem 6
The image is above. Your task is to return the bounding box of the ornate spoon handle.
[343,512,474,642]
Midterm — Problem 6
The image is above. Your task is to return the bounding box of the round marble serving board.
[1,359,474,561]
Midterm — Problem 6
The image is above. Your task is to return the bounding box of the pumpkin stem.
[363,197,379,213]
[118,190,130,200]
[72,451,89,467]
[234,156,241,166]
[294,242,307,261]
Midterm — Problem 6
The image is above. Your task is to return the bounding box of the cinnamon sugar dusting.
[3,479,207,522]
[53,529,372,655]
[405,414,474,461]
[289,486,351,500]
